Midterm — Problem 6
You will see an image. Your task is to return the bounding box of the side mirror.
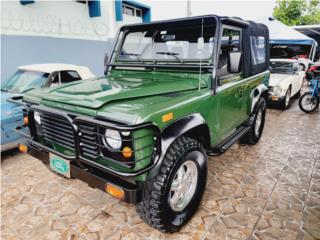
[104,53,109,75]
[228,52,242,73]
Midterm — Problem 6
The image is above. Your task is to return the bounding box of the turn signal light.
[19,144,28,153]
[105,183,124,200]
[122,147,132,158]
[23,116,29,125]
[162,112,173,123]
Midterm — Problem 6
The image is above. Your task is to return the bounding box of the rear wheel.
[240,97,266,145]
[299,92,319,113]
[136,136,207,233]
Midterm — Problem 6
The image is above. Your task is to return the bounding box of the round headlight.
[104,129,122,150]
[274,86,282,95]
[34,111,41,125]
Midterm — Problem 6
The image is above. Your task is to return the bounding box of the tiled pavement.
[1,101,320,240]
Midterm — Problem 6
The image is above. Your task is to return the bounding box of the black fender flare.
[251,84,268,113]
[147,113,210,179]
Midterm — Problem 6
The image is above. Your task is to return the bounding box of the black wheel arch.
[260,89,268,103]
[147,113,210,179]
[251,86,268,115]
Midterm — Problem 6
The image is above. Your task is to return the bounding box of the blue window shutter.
[20,0,34,5]
[88,0,101,18]
[115,0,123,22]
[142,8,151,23]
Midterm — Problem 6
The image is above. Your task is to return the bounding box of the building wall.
[1,0,147,81]
[1,1,115,40]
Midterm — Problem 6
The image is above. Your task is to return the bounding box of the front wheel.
[240,97,266,145]
[299,92,319,113]
[281,88,291,110]
[136,136,207,233]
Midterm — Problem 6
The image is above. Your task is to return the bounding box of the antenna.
[198,18,204,91]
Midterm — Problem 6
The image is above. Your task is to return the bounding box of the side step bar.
[208,126,250,156]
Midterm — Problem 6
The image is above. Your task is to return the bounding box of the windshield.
[115,23,216,65]
[1,70,49,93]
[270,44,311,59]
[270,61,294,74]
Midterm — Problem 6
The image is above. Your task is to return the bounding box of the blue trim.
[88,0,101,17]
[270,39,314,45]
[20,0,34,5]
[123,0,150,9]
[115,0,123,21]
[115,0,151,23]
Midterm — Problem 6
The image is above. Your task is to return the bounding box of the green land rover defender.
[17,15,270,232]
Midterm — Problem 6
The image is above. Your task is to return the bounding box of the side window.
[251,36,266,65]
[49,72,60,87]
[60,71,81,84]
[217,27,242,84]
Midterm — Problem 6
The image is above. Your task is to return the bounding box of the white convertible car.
[1,64,95,152]
[268,59,305,109]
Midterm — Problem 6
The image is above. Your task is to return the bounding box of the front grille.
[78,123,99,159]
[77,121,138,168]
[41,111,75,150]
[268,86,273,92]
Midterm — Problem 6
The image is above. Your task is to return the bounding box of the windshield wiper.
[156,52,184,63]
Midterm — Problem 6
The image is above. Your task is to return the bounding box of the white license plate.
[49,153,71,178]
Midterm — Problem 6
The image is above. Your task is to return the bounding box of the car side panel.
[214,80,247,141]
[291,71,304,96]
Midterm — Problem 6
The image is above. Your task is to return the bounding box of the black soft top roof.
[120,15,264,31]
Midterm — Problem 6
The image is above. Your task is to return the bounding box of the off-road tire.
[240,97,266,145]
[136,136,207,233]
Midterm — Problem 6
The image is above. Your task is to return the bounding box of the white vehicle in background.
[1,63,95,152]
[268,59,305,110]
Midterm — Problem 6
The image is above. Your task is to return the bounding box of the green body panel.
[24,69,269,180]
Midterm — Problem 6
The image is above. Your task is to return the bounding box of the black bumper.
[268,95,285,106]
[28,147,142,204]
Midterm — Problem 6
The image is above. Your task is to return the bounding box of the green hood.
[25,71,208,110]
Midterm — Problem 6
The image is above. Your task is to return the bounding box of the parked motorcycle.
[299,69,320,113]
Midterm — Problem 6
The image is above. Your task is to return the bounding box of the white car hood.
[269,74,293,87]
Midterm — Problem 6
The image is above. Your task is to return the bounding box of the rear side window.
[60,71,81,83]
[251,36,266,65]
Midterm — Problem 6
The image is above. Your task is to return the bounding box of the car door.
[214,26,247,141]
[295,71,305,95]
[291,63,304,95]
